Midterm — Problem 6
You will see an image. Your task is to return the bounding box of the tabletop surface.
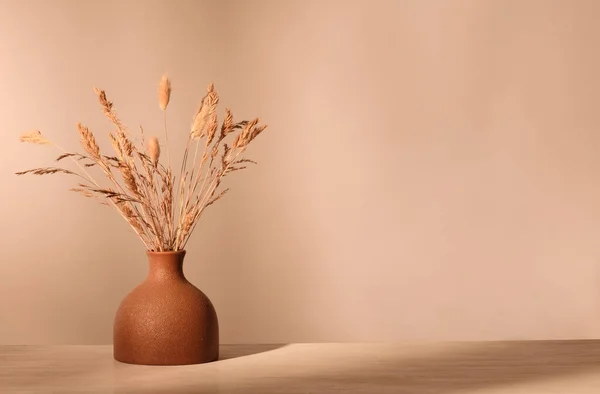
[2,341,600,393]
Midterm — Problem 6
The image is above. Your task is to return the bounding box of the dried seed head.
[119,164,140,197]
[69,188,93,198]
[93,87,112,111]
[108,133,122,158]
[158,75,171,111]
[148,136,160,166]
[220,109,234,138]
[182,211,196,235]
[119,203,145,235]
[20,130,50,145]
[76,123,101,160]
[191,95,210,138]
[117,131,135,158]
[191,83,219,139]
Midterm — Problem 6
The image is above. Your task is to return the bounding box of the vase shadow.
[15,341,600,394]
[107,340,600,394]
[217,343,289,361]
[219,340,600,393]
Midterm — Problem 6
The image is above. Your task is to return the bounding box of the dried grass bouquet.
[17,75,266,251]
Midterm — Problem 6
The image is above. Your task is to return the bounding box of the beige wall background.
[1,0,600,344]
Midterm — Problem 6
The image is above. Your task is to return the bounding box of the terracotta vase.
[113,250,219,365]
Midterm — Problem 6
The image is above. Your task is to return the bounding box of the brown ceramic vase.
[113,250,219,365]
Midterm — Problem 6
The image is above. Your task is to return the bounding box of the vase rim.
[146,250,186,256]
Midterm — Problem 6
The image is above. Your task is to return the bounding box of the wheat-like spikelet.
[93,87,121,129]
[76,123,101,160]
[93,88,136,161]
[118,132,135,158]
[20,130,50,145]
[69,187,94,198]
[117,202,145,235]
[221,109,234,137]
[119,163,140,198]
[191,84,219,139]
[16,167,77,176]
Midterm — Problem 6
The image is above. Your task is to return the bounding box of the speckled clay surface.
[113,250,219,365]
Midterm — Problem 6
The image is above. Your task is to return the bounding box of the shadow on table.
[237,340,600,394]
[143,340,600,393]
[18,341,600,393]
[218,343,288,360]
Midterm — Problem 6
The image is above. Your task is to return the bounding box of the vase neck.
[146,250,186,281]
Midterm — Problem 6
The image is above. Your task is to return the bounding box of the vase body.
[113,250,219,365]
